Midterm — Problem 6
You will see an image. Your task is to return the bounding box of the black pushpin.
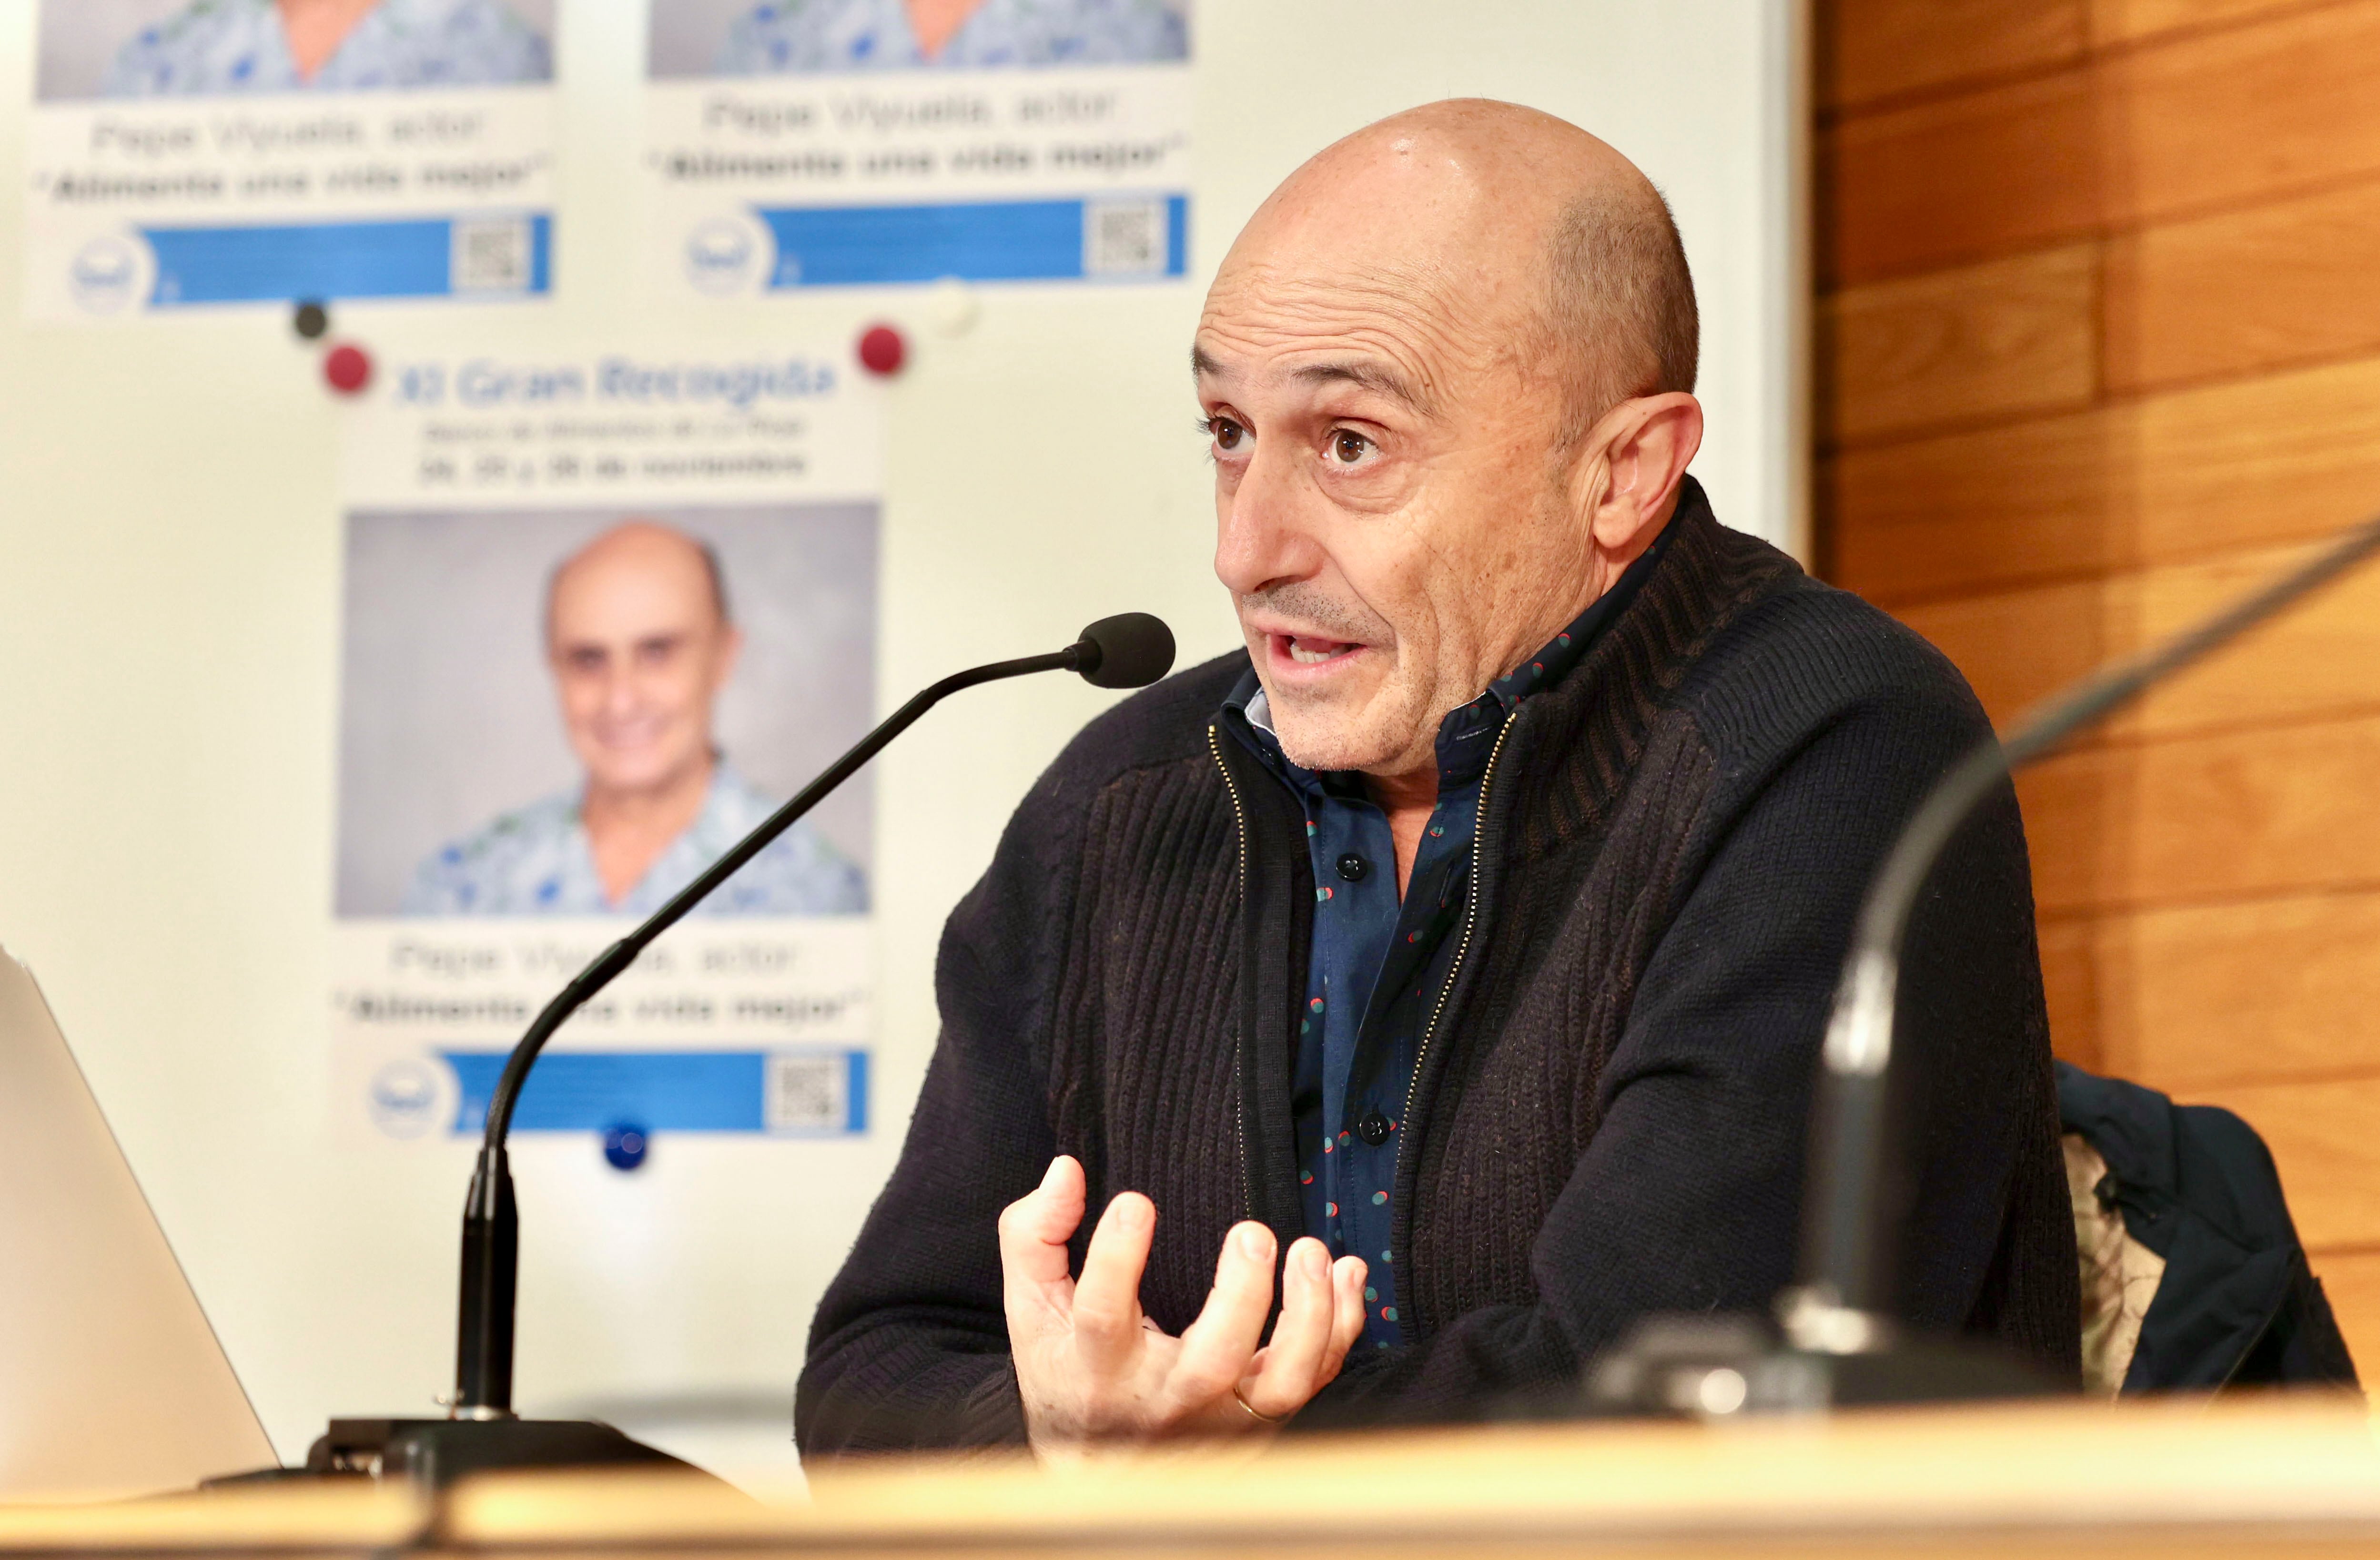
[293,300,329,341]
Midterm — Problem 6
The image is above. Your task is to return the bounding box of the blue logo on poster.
[370,1060,442,1139]
[685,219,759,295]
[71,237,143,314]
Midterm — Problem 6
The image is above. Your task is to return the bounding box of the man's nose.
[1213,446,1324,597]
[599,665,644,714]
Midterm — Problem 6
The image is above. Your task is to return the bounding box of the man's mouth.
[1272,633,1364,668]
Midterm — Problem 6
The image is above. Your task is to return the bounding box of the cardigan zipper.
[1396,711,1518,1187]
[1209,724,1256,1222]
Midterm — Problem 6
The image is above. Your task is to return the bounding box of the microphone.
[1590,515,2380,1416]
[306,614,1175,1485]
[1782,519,2380,1357]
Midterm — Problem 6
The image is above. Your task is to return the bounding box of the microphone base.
[1582,1313,2063,1419]
[271,1417,704,1489]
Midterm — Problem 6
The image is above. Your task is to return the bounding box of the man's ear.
[1580,392,1704,561]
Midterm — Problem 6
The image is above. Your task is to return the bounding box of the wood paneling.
[2064,890,2380,1091]
[2091,0,2339,46]
[2104,2,2380,226]
[2035,914,2101,1068]
[1901,538,2380,735]
[1826,407,2125,601]
[2021,713,2380,916]
[2106,176,2380,393]
[1830,2,2380,284]
[1824,0,2380,1355]
[1823,247,2097,442]
[2189,1076,2380,1248]
[1829,353,2380,606]
[1898,574,2113,728]
[1822,0,2085,112]
[1826,71,2098,284]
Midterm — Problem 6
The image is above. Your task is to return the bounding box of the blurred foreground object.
[0,949,275,1501]
[11,1397,2380,1554]
[1596,507,2380,1417]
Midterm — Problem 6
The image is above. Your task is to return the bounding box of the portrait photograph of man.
[335,504,876,922]
[36,0,554,101]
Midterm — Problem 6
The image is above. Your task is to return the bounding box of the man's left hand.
[999,1155,1368,1450]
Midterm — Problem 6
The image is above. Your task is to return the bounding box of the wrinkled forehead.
[1195,251,1534,415]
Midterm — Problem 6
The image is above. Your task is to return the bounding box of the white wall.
[0,0,1804,1480]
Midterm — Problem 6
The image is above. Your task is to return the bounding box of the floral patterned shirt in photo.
[103,0,551,96]
[715,0,1186,72]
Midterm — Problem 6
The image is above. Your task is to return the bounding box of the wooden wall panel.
[1902,539,2380,736]
[1823,247,2097,441]
[2104,2,2380,227]
[1897,575,2112,727]
[1829,353,2380,606]
[1825,408,2124,601]
[2021,714,2380,916]
[1821,0,2084,112]
[2090,0,2335,47]
[2035,915,2101,1069]
[1824,0,2380,1370]
[2105,177,2380,393]
[2080,891,2380,1090]
[1830,3,2380,284]
[1826,72,2097,284]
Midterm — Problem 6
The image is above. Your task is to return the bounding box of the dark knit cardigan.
[797,490,2082,1453]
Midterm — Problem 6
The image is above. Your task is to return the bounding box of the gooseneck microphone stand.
[1782,516,2380,1359]
[303,615,1175,1485]
[1592,514,2380,1416]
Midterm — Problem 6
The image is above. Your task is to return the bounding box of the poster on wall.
[644,0,1192,297]
[25,0,557,320]
[330,342,884,1147]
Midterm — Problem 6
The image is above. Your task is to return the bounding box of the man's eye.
[1330,429,1376,465]
[1206,416,1248,453]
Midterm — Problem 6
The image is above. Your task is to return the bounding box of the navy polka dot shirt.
[1219,526,1675,1351]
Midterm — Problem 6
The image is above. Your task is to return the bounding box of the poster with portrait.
[26,0,557,320]
[644,0,1192,297]
[330,340,884,1146]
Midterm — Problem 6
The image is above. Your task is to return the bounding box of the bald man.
[798,102,2077,1452]
[404,521,865,918]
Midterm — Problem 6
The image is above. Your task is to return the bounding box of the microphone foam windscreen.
[1076,613,1176,689]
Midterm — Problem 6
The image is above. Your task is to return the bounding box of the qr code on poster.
[1083,198,1167,276]
[766,1052,848,1132]
[450,216,533,293]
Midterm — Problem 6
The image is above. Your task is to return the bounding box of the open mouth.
[1273,633,1364,668]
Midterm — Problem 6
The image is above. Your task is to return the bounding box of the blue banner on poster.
[755,195,1186,288]
[134,213,552,307]
[439,1047,868,1136]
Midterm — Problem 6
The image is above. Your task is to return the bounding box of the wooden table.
[7,1396,2380,1556]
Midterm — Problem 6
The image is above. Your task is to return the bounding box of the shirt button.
[1337,853,1369,881]
[1357,1110,1391,1145]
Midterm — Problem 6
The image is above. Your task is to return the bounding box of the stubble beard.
[1240,581,1436,777]
[1263,655,1441,778]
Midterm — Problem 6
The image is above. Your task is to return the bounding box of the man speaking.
[799,101,2079,1451]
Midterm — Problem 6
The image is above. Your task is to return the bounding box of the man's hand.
[999,1155,1367,1450]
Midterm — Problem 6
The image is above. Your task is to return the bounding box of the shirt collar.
[1223,507,1682,790]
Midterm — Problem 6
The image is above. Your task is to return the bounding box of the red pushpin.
[324,342,374,395]
[856,323,906,377]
